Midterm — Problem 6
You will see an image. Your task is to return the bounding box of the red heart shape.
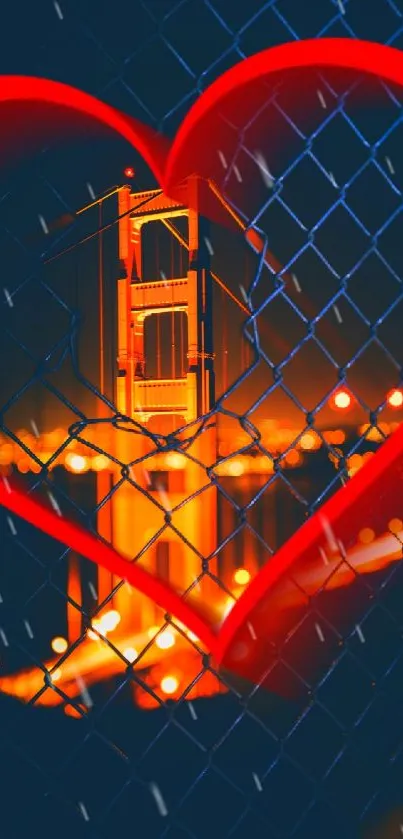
[2,38,403,700]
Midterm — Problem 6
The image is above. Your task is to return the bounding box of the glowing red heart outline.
[1,38,403,674]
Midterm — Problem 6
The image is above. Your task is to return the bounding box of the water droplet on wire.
[233,165,242,182]
[188,701,198,720]
[317,89,327,109]
[218,150,227,169]
[337,0,345,14]
[0,629,9,647]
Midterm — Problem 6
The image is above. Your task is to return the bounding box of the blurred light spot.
[389,518,403,535]
[155,630,175,650]
[123,647,138,663]
[359,528,375,544]
[233,568,250,586]
[160,675,179,695]
[52,636,68,654]
[388,388,403,408]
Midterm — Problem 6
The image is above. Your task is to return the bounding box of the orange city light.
[124,166,135,178]
[233,568,251,586]
[65,453,89,473]
[51,636,68,654]
[387,388,403,408]
[160,675,179,695]
[123,647,138,663]
[155,629,175,650]
[332,389,352,411]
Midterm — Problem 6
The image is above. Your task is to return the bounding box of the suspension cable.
[76,186,123,217]
[160,216,249,316]
[43,190,164,266]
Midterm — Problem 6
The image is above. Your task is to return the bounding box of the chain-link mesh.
[1,1,403,837]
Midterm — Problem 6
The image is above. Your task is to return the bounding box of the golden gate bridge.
[0,178,402,712]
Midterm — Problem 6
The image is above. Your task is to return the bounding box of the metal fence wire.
[2,1,403,837]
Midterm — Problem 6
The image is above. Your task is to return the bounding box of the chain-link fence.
[1,1,403,837]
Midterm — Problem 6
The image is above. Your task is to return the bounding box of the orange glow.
[165,452,186,469]
[155,630,175,650]
[64,704,85,719]
[359,527,375,544]
[388,518,403,534]
[227,458,244,477]
[123,647,138,663]
[65,453,89,473]
[51,668,62,682]
[160,675,179,695]
[285,449,301,466]
[387,388,403,408]
[323,429,346,445]
[89,610,121,639]
[91,454,110,472]
[347,453,363,476]
[333,390,351,410]
[124,166,135,179]
[51,636,68,654]
[233,568,251,586]
[0,444,13,465]
[100,610,121,632]
[300,432,319,451]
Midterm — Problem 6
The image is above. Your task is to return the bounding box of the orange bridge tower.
[100,181,217,633]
